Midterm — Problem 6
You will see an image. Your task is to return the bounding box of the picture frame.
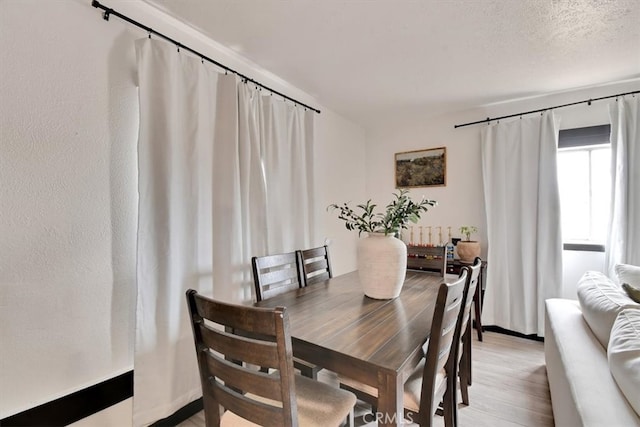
[395,147,446,188]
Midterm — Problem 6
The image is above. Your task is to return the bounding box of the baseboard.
[150,398,203,427]
[484,325,544,342]
[0,371,133,427]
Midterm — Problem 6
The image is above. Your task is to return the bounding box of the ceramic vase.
[357,232,407,299]
[456,241,481,262]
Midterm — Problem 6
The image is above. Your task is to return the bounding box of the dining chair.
[251,252,304,302]
[186,290,356,427]
[457,257,483,408]
[339,271,469,427]
[297,245,332,286]
[251,251,322,379]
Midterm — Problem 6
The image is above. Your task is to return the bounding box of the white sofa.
[545,268,640,427]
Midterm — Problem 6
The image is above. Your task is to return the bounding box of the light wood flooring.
[178,331,554,427]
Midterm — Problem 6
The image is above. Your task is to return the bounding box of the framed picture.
[395,147,446,188]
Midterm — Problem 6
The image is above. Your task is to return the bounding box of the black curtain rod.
[454,89,639,128]
[91,0,321,114]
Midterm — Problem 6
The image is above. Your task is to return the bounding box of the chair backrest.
[418,270,469,419]
[297,245,332,286]
[252,252,303,302]
[458,257,483,345]
[186,290,298,427]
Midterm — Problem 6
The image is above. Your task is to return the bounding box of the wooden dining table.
[254,270,445,426]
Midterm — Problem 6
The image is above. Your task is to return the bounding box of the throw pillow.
[608,308,640,417]
[615,263,640,287]
[577,271,638,348]
[622,283,640,303]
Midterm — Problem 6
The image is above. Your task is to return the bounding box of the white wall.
[0,0,365,420]
[0,0,138,418]
[365,79,639,298]
[315,109,367,275]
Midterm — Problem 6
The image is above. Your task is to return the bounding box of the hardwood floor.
[177,331,554,427]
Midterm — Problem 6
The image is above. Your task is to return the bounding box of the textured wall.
[0,0,139,417]
[0,0,366,420]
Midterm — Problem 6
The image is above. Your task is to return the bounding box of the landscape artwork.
[395,147,446,188]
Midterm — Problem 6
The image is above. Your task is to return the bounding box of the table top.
[255,270,443,386]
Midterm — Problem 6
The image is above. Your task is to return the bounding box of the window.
[557,125,611,250]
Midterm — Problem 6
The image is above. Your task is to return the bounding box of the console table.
[405,245,447,275]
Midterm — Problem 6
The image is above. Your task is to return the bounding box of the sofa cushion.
[616,263,640,287]
[576,271,638,348]
[608,308,640,417]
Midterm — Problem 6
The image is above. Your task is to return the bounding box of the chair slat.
[305,259,329,275]
[301,246,325,258]
[193,295,279,337]
[255,253,299,269]
[199,324,280,369]
[204,350,282,399]
[259,267,299,286]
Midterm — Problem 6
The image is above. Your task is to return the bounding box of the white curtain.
[134,39,315,426]
[606,96,640,276]
[481,112,563,337]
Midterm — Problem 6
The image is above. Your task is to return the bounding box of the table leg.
[377,372,404,426]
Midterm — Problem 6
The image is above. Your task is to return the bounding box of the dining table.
[254,269,446,426]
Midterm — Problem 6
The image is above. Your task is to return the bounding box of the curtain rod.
[454,89,639,129]
[91,0,321,114]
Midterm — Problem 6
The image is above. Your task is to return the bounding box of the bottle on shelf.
[445,226,455,261]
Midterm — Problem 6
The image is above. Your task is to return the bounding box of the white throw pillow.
[616,263,640,287]
[608,308,640,417]
[576,271,638,348]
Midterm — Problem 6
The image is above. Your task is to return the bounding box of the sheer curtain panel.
[481,112,563,337]
[606,96,640,275]
[134,39,315,426]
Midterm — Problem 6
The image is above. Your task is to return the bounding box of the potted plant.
[329,190,437,299]
[457,225,480,262]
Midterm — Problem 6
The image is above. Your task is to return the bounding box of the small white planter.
[357,232,407,299]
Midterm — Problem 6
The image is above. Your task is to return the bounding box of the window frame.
[557,125,611,253]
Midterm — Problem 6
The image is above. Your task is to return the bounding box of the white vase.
[357,232,407,299]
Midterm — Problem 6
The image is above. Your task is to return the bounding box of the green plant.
[328,189,437,236]
[459,226,478,241]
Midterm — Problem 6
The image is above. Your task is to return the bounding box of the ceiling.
[144,0,640,127]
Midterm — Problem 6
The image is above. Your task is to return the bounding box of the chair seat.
[222,374,356,427]
[339,360,446,414]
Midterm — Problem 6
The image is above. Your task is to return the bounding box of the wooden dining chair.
[457,257,483,408]
[297,245,332,286]
[251,252,322,379]
[339,271,469,427]
[186,290,356,427]
[251,252,303,302]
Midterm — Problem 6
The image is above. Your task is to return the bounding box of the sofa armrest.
[545,299,640,427]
